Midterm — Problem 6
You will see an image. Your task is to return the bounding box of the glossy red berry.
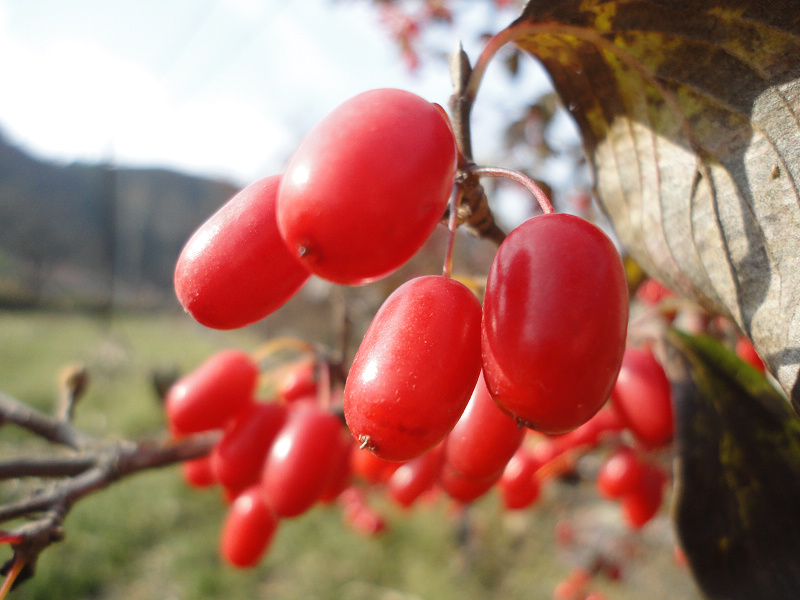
[350,446,403,484]
[166,349,259,435]
[443,371,525,482]
[220,485,279,568]
[260,404,343,518]
[620,463,666,529]
[438,462,499,504]
[277,359,318,403]
[211,401,288,492]
[499,446,541,510]
[182,455,216,488]
[277,89,457,285]
[318,430,355,503]
[174,175,310,329]
[344,275,482,461]
[339,487,387,536]
[596,446,644,499]
[388,445,444,508]
[481,213,628,434]
[610,346,674,447]
[548,406,625,453]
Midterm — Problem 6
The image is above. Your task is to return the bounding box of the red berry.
[211,401,288,492]
[635,277,675,306]
[350,445,402,484]
[166,349,258,435]
[735,336,765,373]
[174,175,310,330]
[547,406,625,457]
[610,346,674,447]
[219,485,278,568]
[260,404,343,518]
[344,275,482,461]
[339,488,387,536]
[319,430,355,503]
[481,213,628,434]
[182,455,216,488]
[596,446,644,499]
[620,463,666,529]
[438,462,499,504]
[443,371,525,482]
[277,359,318,403]
[499,446,541,510]
[277,89,457,285]
[553,567,592,600]
[388,445,444,508]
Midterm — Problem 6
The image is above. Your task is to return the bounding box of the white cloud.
[114,93,296,183]
[0,0,550,188]
[0,33,165,162]
[0,0,416,183]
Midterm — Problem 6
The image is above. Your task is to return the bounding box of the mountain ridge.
[0,130,241,309]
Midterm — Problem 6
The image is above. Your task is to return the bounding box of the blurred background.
[0,1,702,598]
[0,0,589,317]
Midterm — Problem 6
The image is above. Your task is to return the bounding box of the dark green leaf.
[668,329,800,599]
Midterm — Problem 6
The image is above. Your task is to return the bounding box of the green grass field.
[0,309,703,600]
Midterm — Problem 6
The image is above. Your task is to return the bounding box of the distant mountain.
[0,131,240,309]
[0,130,499,354]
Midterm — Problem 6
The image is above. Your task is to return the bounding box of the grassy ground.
[0,309,705,600]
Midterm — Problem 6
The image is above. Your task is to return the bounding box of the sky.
[0,0,562,190]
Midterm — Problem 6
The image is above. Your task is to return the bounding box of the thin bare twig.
[0,454,96,480]
[0,391,92,450]
[0,386,220,592]
[448,42,508,245]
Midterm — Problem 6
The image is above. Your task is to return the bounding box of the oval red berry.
[277,89,457,285]
[481,213,629,434]
[344,275,482,461]
[174,175,310,330]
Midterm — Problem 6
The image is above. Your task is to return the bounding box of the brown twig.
[0,388,220,592]
[0,391,91,450]
[447,43,507,245]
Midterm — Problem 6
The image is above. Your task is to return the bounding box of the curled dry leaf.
[510,0,800,409]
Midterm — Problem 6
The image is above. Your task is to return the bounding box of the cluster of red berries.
[168,336,675,572]
[167,349,352,567]
[174,85,629,446]
[168,87,673,580]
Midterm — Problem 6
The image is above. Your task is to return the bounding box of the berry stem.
[447,24,533,246]
[252,337,316,363]
[317,357,332,411]
[465,24,524,107]
[466,165,555,215]
[442,191,462,279]
[0,555,26,600]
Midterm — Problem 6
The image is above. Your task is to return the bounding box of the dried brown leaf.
[511,0,800,408]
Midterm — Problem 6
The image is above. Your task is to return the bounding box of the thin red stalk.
[466,165,555,214]
[317,358,332,411]
[0,533,24,546]
[464,24,524,108]
[442,191,462,278]
[0,556,25,600]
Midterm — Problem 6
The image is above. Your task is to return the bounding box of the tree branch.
[0,454,96,480]
[0,385,221,596]
[0,391,92,450]
[448,42,507,246]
